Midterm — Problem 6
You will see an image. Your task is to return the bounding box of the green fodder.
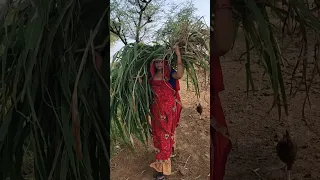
[0,0,109,179]
[110,20,210,150]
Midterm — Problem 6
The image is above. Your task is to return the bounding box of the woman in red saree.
[211,0,233,179]
[148,45,184,180]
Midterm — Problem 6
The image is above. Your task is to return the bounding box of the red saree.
[149,60,182,175]
[210,56,232,180]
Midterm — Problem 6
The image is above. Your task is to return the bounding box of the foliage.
[110,0,168,44]
[110,32,119,47]
[214,0,320,119]
[156,0,202,43]
[0,0,109,179]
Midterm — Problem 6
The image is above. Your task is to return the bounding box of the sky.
[110,0,210,59]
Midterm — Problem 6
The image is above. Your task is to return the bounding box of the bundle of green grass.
[110,22,210,148]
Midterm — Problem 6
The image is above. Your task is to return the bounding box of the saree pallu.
[210,56,232,180]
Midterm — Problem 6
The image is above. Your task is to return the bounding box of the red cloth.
[149,60,182,160]
[210,56,232,180]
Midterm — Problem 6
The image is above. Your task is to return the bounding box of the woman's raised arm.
[172,45,184,79]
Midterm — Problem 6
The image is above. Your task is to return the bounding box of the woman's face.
[154,60,164,71]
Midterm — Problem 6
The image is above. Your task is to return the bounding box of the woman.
[211,0,233,179]
[148,45,184,180]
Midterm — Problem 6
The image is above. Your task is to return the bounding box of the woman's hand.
[173,44,181,56]
[172,44,184,79]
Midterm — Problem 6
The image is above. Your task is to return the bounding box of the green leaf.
[0,108,13,142]
[3,8,16,27]
[24,15,43,50]
[0,44,4,56]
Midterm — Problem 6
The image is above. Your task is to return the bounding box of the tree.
[155,1,207,44]
[110,0,167,44]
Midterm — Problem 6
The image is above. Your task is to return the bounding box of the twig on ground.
[141,169,146,174]
[194,175,201,179]
[250,168,266,180]
[111,163,117,168]
[183,155,191,168]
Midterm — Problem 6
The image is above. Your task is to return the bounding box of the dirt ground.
[222,28,320,180]
[110,31,320,180]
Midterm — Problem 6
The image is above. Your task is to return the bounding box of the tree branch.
[140,28,148,40]
[110,18,128,45]
[140,18,153,28]
[135,0,153,42]
[111,0,158,44]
